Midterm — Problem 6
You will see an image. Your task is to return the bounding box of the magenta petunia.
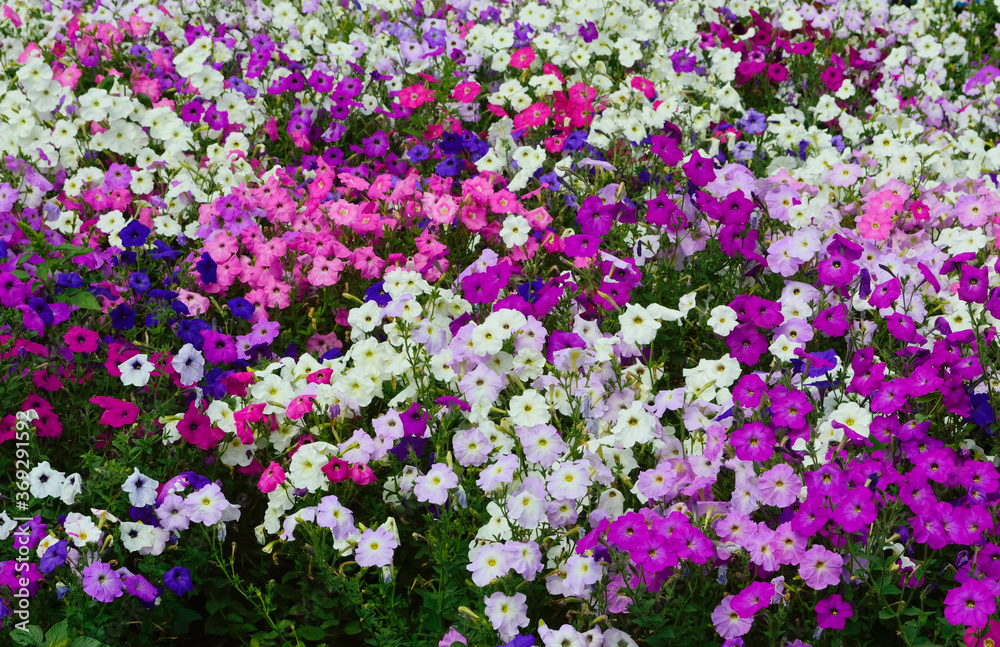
[201,330,237,364]
[177,403,224,450]
[258,461,286,493]
[730,422,775,462]
[65,326,99,353]
[726,323,768,365]
[90,396,140,428]
[945,581,997,628]
[815,594,853,630]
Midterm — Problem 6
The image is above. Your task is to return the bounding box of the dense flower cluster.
[2,0,1000,644]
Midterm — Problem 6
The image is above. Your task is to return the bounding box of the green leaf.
[70,638,103,647]
[878,609,896,621]
[11,626,44,647]
[344,621,362,635]
[45,620,70,647]
[54,244,93,258]
[296,626,325,640]
[171,608,202,634]
[59,291,102,311]
[35,261,53,281]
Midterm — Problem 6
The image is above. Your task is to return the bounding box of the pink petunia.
[509,46,535,69]
[798,545,844,590]
[90,396,140,428]
[513,102,551,130]
[451,81,480,103]
[65,326,99,353]
[257,461,286,494]
[712,595,753,639]
[397,84,434,109]
[177,403,224,450]
[857,209,893,241]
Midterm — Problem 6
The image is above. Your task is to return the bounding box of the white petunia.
[28,461,65,499]
[119,354,155,387]
[60,473,83,505]
[171,343,205,386]
[618,304,660,346]
[508,389,551,427]
[500,215,531,248]
[122,468,160,507]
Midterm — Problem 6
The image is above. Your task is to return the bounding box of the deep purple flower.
[770,386,813,429]
[646,191,685,229]
[110,304,136,330]
[196,252,217,284]
[885,313,919,343]
[55,272,84,288]
[730,421,775,461]
[733,373,766,409]
[408,145,430,162]
[462,268,509,305]
[436,155,463,177]
[578,21,598,42]
[670,48,697,74]
[650,135,683,166]
[745,295,783,329]
[435,396,471,412]
[27,297,54,325]
[129,272,151,294]
[944,580,996,628]
[119,220,151,247]
[870,379,907,415]
[163,566,193,595]
[227,297,254,320]
[718,191,754,227]
[39,540,68,573]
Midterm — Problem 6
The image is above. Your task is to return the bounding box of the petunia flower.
[82,562,124,603]
[355,527,398,568]
[815,594,853,630]
[163,566,193,596]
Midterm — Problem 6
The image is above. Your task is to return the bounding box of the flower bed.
[3,0,1000,645]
